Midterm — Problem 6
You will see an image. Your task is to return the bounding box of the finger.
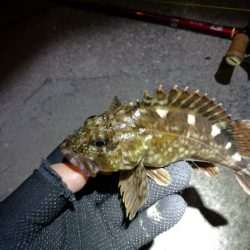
[141,161,191,210]
[51,163,89,193]
[84,173,119,205]
[122,194,186,249]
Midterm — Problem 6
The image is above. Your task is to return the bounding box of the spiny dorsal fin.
[108,96,122,111]
[142,85,231,126]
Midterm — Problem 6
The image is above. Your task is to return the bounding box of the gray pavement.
[0,1,249,249]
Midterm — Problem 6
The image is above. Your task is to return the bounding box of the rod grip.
[225,33,249,66]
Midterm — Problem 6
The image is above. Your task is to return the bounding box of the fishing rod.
[65,1,242,38]
[64,1,249,64]
[59,1,250,69]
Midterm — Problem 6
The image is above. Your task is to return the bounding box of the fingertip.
[51,163,89,193]
[167,161,192,181]
[144,162,191,209]
[145,195,186,229]
[125,195,186,248]
[166,161,192,192]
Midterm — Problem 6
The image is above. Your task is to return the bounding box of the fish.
[60,85,250,220]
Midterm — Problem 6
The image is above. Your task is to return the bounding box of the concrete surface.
[0,1,249,249]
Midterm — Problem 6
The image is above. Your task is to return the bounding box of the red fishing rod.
[61,1,250,66]
[69,1,242,38]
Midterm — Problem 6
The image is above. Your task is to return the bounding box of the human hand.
[47,146,191,250]
[50,163,89,193]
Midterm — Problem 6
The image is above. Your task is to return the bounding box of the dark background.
[0,1,249,249]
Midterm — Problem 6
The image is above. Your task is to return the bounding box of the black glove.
[0,147,191,250]
[47,147,192,249]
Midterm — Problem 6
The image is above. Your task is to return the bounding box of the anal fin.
[119,163,148,220]
[146,168,171,186]
[189,161,219,176]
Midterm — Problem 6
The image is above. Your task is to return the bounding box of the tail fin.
[231,120,250,157]
[231,120,250,195]
[235,161,250,195]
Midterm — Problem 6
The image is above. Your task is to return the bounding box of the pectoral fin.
[119,163,148,220]
[189,161,219,176]
[146,168,172,186]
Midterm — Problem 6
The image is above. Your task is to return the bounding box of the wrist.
[51,163,89,193]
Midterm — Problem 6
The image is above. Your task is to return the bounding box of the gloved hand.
[47,146,192,250]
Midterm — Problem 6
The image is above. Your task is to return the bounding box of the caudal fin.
[235,162,250,195]
[231,120,250,195]
[231,120,250,157]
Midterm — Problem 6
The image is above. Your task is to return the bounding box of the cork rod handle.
[225,33,249,66]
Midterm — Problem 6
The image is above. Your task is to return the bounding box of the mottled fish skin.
[61,85,250,219]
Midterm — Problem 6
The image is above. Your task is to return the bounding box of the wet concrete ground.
[0,1,249,249]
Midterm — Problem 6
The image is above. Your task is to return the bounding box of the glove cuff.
[38,159,76,202]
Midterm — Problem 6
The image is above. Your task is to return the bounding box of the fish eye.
[94,139,108,148]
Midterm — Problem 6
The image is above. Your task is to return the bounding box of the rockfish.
[61,85,250,220]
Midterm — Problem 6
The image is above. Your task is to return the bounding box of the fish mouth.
[60,140,100,177]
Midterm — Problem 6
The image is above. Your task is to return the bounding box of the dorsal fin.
[142,85,232,126]
[108,96,122,111]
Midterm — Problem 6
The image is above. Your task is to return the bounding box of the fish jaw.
[60,140,100,177]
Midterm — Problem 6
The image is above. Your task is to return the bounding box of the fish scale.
[61,85,250,220]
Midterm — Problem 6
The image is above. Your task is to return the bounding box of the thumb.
[51,163,89,193]
[122,194,186,249]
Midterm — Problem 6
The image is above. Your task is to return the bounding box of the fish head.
[60,112,147,176]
